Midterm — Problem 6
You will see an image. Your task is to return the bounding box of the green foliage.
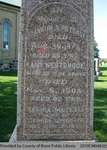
[94,40,100,58]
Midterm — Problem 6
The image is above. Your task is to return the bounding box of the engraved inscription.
[23,3,88,136]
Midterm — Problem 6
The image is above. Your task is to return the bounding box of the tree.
[94,40,100,58]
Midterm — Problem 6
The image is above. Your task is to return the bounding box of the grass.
[0,72,17,142]
[0,64,107,142]
[94,64,107,142]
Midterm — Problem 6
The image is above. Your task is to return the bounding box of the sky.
[0,0,107,58]
[94,0,107,58]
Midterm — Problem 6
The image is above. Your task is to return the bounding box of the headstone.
[17,0,94,141]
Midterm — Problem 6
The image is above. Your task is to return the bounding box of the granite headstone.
[17,0,94,140]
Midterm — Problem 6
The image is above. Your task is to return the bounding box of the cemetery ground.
[94,63,107,142]
[0,72,17,142]
[0,65,107,142]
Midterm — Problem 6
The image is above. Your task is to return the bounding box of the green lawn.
[94,64,107,142]
[0,72,17,142]
[0,65,107,142]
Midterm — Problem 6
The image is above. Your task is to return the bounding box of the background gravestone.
[17,0,94,140]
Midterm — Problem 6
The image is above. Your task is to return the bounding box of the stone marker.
[17,0,94,140]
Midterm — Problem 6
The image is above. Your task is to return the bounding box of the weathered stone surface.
[17,0,94,140]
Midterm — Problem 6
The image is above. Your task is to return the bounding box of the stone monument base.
[9,126,96,143]
[9,126,17,143]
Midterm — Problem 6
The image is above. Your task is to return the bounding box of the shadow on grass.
[95,80,107,82]
[94,69,107,142]
[94,109,107,142]
[94,88,107,99]
[0,81,17,142]
[100,67,107,71]
[0,72,17,77]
